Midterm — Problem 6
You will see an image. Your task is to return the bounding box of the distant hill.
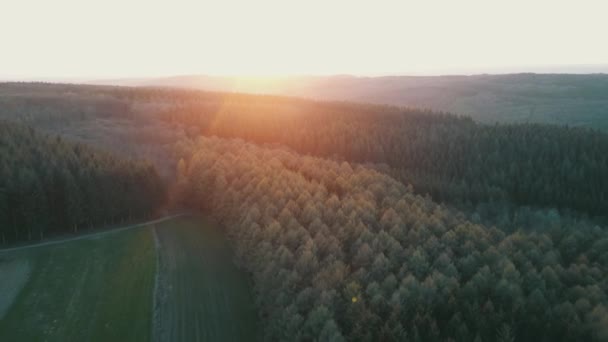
[93,73,608,130]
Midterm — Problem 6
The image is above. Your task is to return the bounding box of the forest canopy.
[157,95,608,219]
[5,83,602,219]
[174,136,608,341]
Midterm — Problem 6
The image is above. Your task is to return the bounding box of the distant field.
[153,216,260,342]
[0,216,260,342]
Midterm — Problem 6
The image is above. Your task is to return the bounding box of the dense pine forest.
[2,82,608,341]
[174,136,608,341]
[0,120,166,243]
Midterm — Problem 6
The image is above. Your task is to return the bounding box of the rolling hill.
[94,73,608,130]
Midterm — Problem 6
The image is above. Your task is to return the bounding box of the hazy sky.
[1,0,607,78]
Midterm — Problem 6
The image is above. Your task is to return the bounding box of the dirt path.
[0,214,187,254]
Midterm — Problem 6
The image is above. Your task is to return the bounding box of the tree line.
[0,121,166,243]
[175,136,608,341]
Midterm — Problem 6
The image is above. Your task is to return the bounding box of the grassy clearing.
[0,215,260,341]
[154,216,260,342]
[0,227,156,342]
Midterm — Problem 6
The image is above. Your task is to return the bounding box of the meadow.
[0,227,156,341]
[0,216,258,342]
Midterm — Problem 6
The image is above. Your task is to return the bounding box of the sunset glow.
[1,0,607,79]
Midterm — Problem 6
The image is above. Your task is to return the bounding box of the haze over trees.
[158,94,608,219]
[99,73,608,131]
[11,82,599,220]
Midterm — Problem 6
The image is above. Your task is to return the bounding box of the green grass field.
[154,216,260,342]
[0,216,260,342]
[0,227,156,342]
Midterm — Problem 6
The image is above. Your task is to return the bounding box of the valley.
[1,82,607,341]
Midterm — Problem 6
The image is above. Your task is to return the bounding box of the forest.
[1,82,608,341]
[3,83,606,219]
[157,93,608,219]
[172,136,608,342]
[0,120,166,243]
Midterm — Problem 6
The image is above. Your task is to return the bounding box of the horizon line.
[2,63,608,83]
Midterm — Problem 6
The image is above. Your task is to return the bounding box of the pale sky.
[1,0,607,78]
